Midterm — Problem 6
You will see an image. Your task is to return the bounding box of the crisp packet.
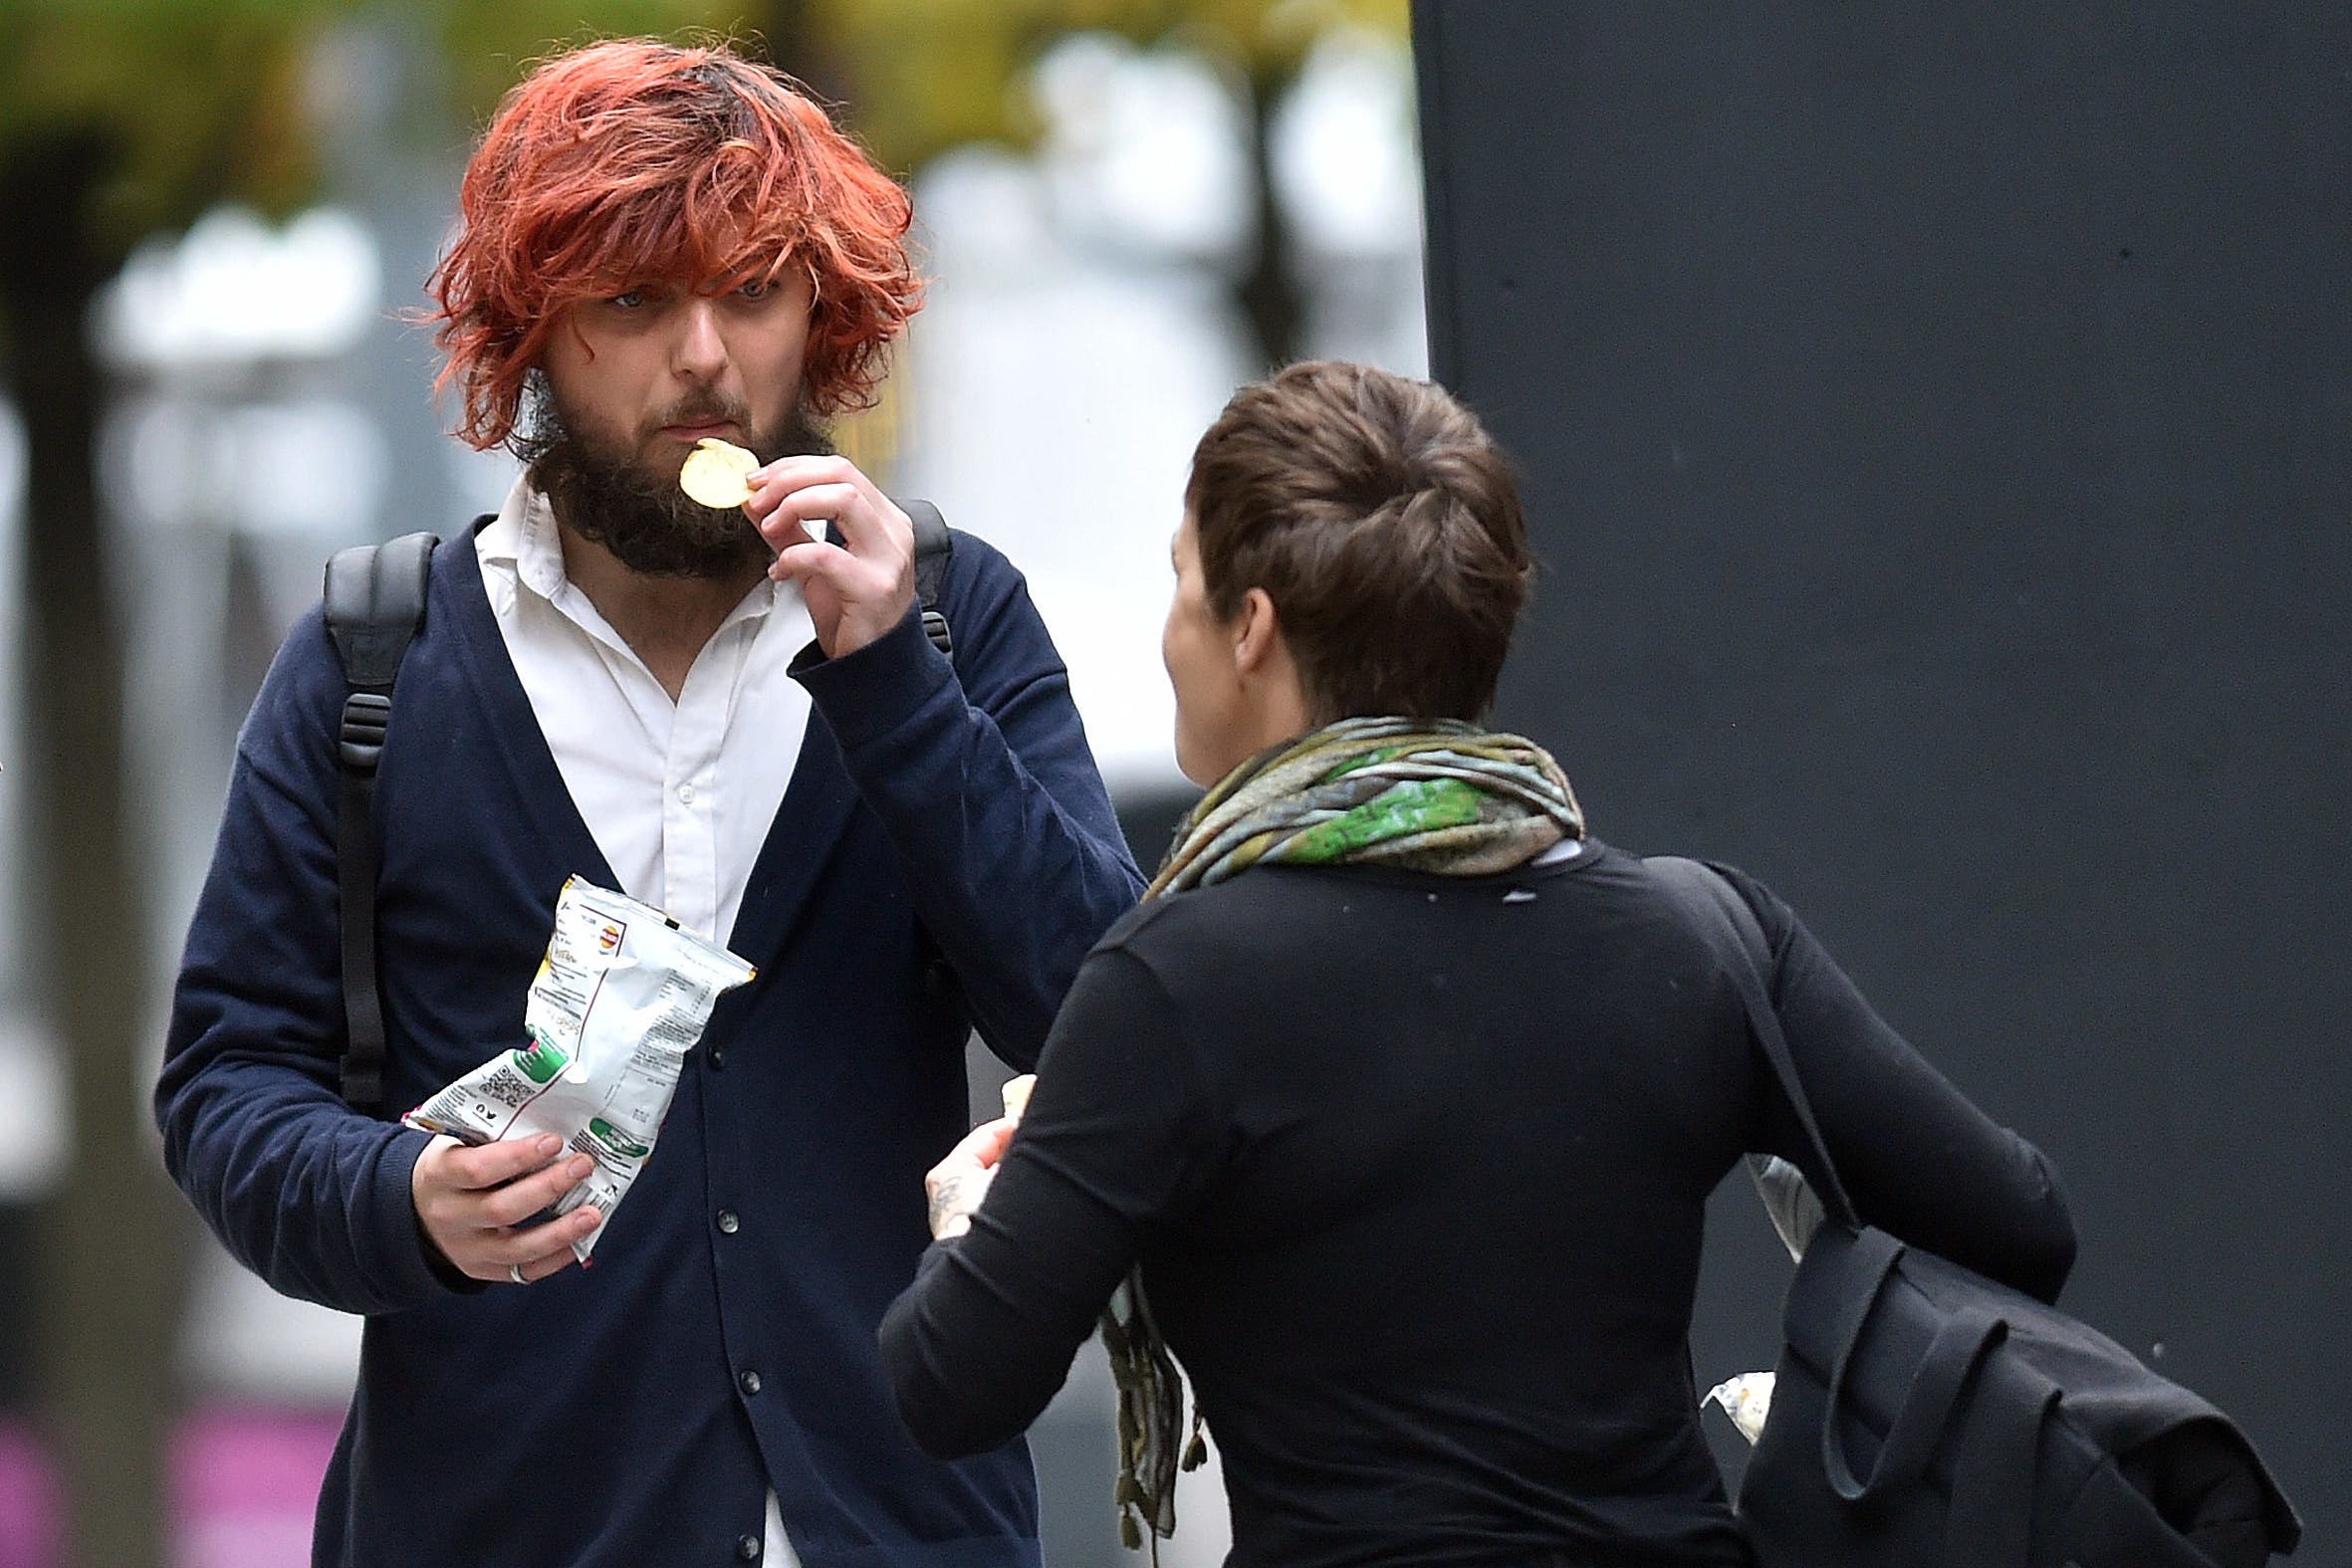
[405,876,755,1262]
[1704,1371,1776,1446]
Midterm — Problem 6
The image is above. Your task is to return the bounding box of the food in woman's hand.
[1000,1074,1036,1121]
[678,437,759,509]
[1703,1372,1775,1446]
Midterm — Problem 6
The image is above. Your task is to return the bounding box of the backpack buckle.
[339,692,392,772]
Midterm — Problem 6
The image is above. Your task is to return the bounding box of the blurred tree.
[0,3,711,1564]
[0,9,331,1562]
[425,0,738,122]
[746,0,845,102]
[791,0,1410,370]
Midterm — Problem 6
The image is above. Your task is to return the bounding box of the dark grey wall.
[1414,1,2346,1551]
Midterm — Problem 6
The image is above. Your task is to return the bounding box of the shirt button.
[708,1046,727,1069]
[717,1209,740,1234]
[739,1369,762,1396]
[678,782,697,803]
[736,1533,762,1559]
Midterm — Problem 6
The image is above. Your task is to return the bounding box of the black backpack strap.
[899,498,954,656]
[1648,855,1859,1235]
[323,532,437,1115]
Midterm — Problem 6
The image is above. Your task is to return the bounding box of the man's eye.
[611,290,646,309]
[738,278,771,301]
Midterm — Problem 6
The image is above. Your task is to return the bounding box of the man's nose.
[670,296,728,380]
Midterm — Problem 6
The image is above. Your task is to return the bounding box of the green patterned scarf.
[1104,715,1583,1554]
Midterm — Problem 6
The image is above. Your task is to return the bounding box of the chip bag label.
[405,876,756,1261]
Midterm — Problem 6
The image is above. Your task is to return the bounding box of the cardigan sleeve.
[792,532,1146,1067]
[1722,865,2079,1304]
[153,608,462,1316]
[879,944,1219,1456]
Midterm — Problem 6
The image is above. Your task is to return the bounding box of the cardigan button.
[736,1532,762,1559]
[738,1369,762,1397]
[708,1045,727,1069]
[717,1210,740,1234]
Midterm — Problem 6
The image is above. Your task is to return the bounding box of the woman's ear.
[1233,587,1283,674]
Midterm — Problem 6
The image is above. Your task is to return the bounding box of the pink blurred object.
[0,1418,60,1568]
[0,1408,342,1567]
[169,1409,344,1568]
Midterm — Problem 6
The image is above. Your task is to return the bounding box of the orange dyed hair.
[426,39,923,451]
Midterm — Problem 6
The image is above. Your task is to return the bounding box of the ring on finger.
[508,1263,527,1286]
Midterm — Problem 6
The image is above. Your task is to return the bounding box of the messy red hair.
[425,39,923,450]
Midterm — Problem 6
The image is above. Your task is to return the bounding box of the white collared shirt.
[476,477,815,1565]
[474,475,815,949]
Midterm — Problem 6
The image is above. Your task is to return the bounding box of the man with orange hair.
[155,39,1141,1568]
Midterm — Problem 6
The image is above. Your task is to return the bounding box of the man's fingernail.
[570,1155,593,1177]
[537,1136,562,1156]
[579,1209,602,1230]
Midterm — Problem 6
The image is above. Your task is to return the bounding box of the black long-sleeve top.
[880,840,2076,1567]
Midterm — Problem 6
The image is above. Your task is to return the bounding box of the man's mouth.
[658,417,740,443]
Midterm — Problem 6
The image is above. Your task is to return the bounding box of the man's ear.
[1233,587,1284,675]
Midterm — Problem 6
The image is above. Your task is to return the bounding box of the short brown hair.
[1184,360,1534,723]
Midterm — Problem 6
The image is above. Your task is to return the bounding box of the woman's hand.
[925,1116,1018,1240]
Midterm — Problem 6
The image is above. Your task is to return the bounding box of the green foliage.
[0,0,1409,247]
[0,0,741,248]
[798,0,1409,173]
[0,0,335,250]
[422,0,740,124]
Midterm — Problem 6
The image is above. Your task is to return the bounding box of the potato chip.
[678,437,759,509]
[1000,1073,1037,1121]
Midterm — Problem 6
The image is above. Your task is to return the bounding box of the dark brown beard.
[518,377,834,580]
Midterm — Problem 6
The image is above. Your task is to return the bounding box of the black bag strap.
[1646,856,1859,1229]
[1945,1354,2057,1567]
[1656,858,2076,1568]
[1819,1259,2010,1502]
[900,498,954,656]
[324,531,437,1115]
[1816,1267,2046,1565]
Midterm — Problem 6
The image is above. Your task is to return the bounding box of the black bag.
[322,502,959,1115]
[1649,857,2302,1568]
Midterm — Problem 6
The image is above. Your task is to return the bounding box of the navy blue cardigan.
[155,526,1144,1568]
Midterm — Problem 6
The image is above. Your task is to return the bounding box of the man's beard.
[519,378,834,580]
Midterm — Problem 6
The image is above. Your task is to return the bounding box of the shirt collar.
[480,471,784,627]
[473,470,531,570]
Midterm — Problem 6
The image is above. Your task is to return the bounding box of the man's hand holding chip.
[743,455,919,660]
